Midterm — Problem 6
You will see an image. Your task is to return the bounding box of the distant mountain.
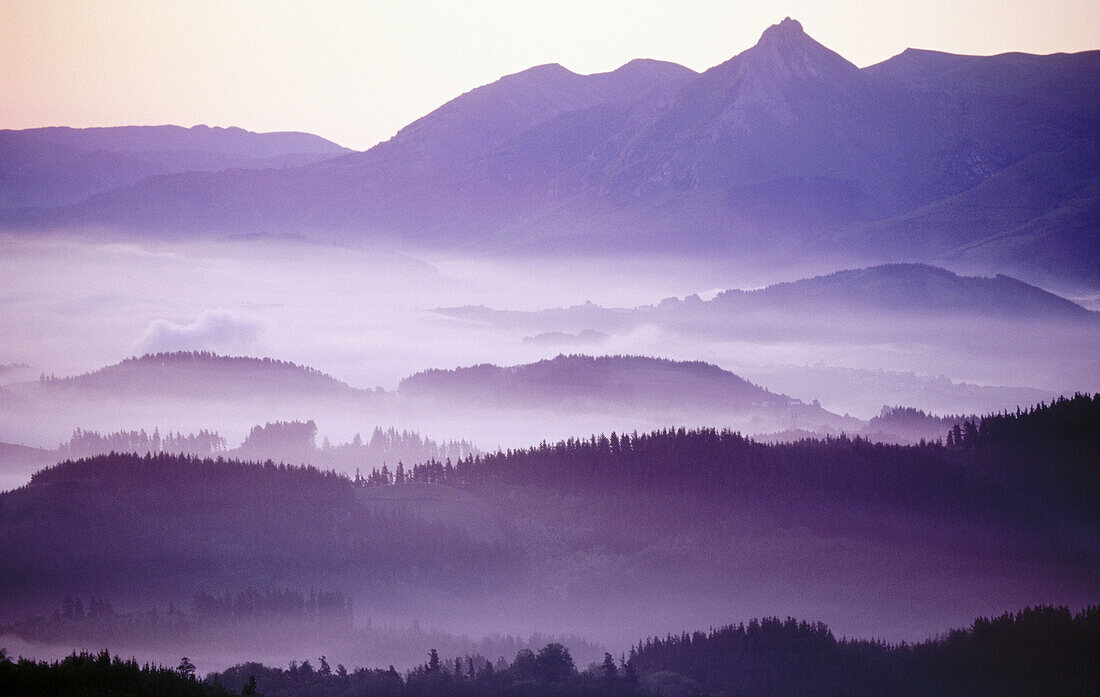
[399,354,856,432]
[708,264,1096,319]
[37,351,365,399]
[347,58,696,170]
[440,264,1097,329]
[0,125,349,208]
[740,363,1056,420]
[6,19,1097,285]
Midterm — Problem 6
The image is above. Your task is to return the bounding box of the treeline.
[3,607,1095,696]
[864,405,970,443]
[60,427,227,458]
[234,420,476,470]
[631,605,1099,697]
[216,605,1100,697]
[36,351,363,398]
[3,589,352,646]
[367,394,1098,525]
[0,649,234,697]
[943,393,1100,524]
[52,421,475,470]
[214,643,646,697]
[2,453,513,600]
[39,351,341,385]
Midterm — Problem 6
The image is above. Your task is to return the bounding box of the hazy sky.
[2,1,1098,150]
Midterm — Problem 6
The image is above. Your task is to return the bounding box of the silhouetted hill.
[8,20,1097,284]
[709,264,1095,319]
[630,606,1099,697]
[440,265,1097,335]
[0,125,348,208]
[0,452,509,609]
[37,351,365,399]
[399,354,855,430]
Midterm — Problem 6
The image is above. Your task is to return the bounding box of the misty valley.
[1,11,1099,697]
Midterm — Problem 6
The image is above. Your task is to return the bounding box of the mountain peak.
[764,17,804,36]
[738,16,858,83]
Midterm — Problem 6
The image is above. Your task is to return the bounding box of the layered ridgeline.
[0,125,349,209]
[440,264,1098,332]
[12,351,859,438]
[1,396,1096,646]
[440,264,1100,392]
[8,346,1086,446]
[3,606,1097,697]
[6,19,1098,284]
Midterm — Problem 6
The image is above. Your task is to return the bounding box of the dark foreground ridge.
[2,605,1096,696]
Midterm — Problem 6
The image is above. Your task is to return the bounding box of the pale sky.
[2,0,1097,150]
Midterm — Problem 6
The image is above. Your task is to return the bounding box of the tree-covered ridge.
[399,354,798,409]
[0,649,235,697]
[61,426,228,459]
[631,605,1100,697]
[373,394,1098,524]
[37,351,362,397]
[203,605,1096,697]
[3,589,353,646]
[943,393,1100,524]
[0,452,513,603]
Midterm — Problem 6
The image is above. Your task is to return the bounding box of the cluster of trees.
[329,426,477,472]
[60,427,227,458]
[214,643,647,697]
[191,588,352,624]
[943,393,1100,524]
[864,405,969,443]
[944,393,1098,451]
[0,649,235,697]
[2,596,191,646]
[2,588,351,646]
[233,420,477,471]
[372,429,1010,529]
[630,605,1099,697]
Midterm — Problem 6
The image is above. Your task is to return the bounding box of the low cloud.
[136,308,262,354]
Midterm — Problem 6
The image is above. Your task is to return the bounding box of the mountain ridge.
[3,20,1097,284]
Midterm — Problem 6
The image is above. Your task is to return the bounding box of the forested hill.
[387,394,1100,532]
[0,453,510,608]
[629,605,1099,697]
[399,354,853,430]
[37,351,366,398]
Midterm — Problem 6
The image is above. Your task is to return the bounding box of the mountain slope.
[0,125,349,208]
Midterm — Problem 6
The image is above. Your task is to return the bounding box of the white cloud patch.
[136,308,262,354]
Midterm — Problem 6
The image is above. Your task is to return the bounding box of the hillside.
[0,125,349,208]
[0,453,509,611]
[399,354,855,431]
[37,351,365,399]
